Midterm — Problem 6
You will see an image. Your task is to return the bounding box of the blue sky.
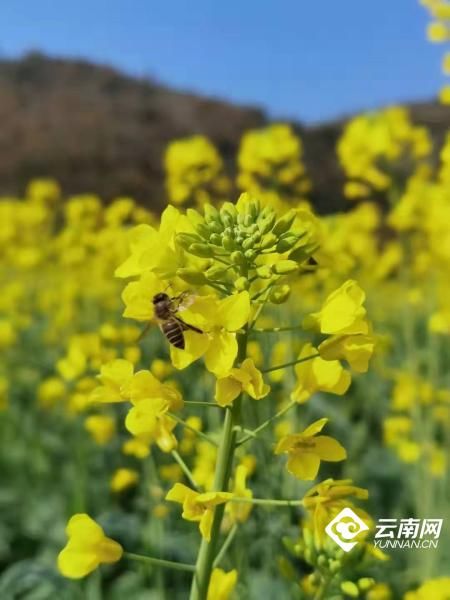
[0,0,443,123]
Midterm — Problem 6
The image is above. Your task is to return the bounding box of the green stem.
[183,401,223,408]
[251,279,279,302]
[252,325,302,333]
[236,400,296,446]
[168,413,218,447]
[189,331,248,600]
[213,524,238,568]
[171,450,199,490]
[124,552,196,573]
[261,353,319,374]
[228,497,302,507]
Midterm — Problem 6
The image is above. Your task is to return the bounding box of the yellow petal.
[170,330,209,370]
[274,434,301,454]
[196,491,233,506]
[207,568,238,600]
[125,400,161,436]
[90,385,123,404]
[215,376,242,407]
[155,417,178,453]
[97,538,123,563]
[286,453,321,480]
[166,482,196,503]
[313,436,347,461]
[301,418,329,438]
[216,292,251,331]
[99,359,134,389]
[57,547,99,579]
[204,331,238,376]
[122,273,162,321]
[66,514,103,544]
[125,370,162,400]
[200,508,214,541]
[115,224,157,278]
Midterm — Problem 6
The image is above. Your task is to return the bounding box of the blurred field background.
[1,1,450,599]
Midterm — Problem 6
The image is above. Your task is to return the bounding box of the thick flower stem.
[189,331,247,600]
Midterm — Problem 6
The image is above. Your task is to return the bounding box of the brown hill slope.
[0,53,449,213]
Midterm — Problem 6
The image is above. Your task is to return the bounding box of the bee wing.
[175,316,203,334]
[177,292,197,312]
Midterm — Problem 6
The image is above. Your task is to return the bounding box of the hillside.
[0,53,449,213]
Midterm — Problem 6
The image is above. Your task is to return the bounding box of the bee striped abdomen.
[161,319,185,349]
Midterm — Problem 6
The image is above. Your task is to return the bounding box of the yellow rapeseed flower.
[291,343,351,403]
[215,358,270,406]
[57,514,122,579]
[304,280,369,335]
[275,418,347,480]
[110,468,139,492]
[170,292,251,376]
[207,568,238,600]
[165,483,232,541]
[84,415,116,445]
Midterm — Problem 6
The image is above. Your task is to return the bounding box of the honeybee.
[139,291,203,349]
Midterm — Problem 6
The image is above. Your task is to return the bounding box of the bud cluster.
[283,528,378,599]
[175,195,317,300]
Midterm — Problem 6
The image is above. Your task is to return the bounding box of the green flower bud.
[195,223,211,239]
[358,578,375,592]
[206,265,229,280]
[177,233,202,250]
[272,209,297,236]
[208,221,224,234]
[260,232,278,250]
[221,212,234,228]
[272,260,299,275]
[289,242,318,263]
[235,235,244,245]
[340,581,359,598]
[258,212,277,234]
[204,204,220,223]
[242,237,254,250]
[270,284,291,304]
[248,199,260,220]
[231,251,246,265]
[210,233,222,246]
[187,208,204,227]
[329,559,341,573]
[244,214,253,227]
[244,249,256,261]
[293,542,304,556]
[222,202,237,218]
[276,233,302,253]
[251,231,261,244]
[188,243,214,258]
[303,527,314,549]
[235,276,249,291]
[256,265,272,279]
[222,235,235,251]
[317,555,327,568]
[176,268,207,285]
[259,205,273,221]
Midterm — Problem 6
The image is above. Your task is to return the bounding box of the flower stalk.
[189,330,248,600]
